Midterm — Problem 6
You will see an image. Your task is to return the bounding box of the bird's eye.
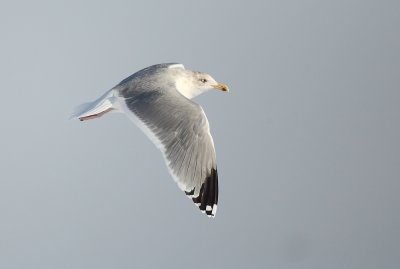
[200,78,207,83]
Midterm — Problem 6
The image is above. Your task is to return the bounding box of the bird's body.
[72,63,228,217]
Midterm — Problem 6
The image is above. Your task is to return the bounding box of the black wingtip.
[190,168,218,217]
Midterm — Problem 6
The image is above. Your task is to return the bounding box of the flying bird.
[71,63,228,217]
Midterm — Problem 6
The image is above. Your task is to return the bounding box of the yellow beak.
[212,83,229,92]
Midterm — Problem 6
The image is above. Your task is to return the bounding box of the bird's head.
[192,72,229,93]
[169,65,229,99]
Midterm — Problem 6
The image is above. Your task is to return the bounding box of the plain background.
[1,0,399,268]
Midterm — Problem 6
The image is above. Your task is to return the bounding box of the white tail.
[70,89,119,121]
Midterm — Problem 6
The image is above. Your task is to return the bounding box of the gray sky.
[1,0,399,268]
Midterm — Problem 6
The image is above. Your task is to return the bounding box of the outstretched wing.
[118,86,218,217]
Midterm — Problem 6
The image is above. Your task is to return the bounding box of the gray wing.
[119,86,218,217]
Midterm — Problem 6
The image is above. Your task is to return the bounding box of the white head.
[169,64,229,99]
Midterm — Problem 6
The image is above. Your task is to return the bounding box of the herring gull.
[71,63,228,217]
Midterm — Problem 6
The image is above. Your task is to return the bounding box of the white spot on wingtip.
[206,205,212,211]
[212,204,217,215]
